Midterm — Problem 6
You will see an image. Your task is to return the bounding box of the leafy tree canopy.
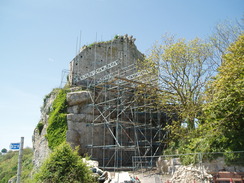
[165,34,244,165]
[1,148,7,153]
[203,33,244,152]
[147,35,214,131]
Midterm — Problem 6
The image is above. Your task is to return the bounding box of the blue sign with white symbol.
[10,143,20,150]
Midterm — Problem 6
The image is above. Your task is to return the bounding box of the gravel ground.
[131,171,172,183]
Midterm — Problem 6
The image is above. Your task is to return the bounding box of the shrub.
[33,142,95,183]
[36,122,44,135]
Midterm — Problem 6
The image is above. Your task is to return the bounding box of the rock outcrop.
[66,88,115,164]
[32,90,57,169]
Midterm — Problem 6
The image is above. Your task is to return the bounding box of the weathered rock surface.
[67,113,93,122]
[66,89,112,158]
[69,35,144,86]
[66,91,92,106]
[32,91,57,169]
[33,36,145,168]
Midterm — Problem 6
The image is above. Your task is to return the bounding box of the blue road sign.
[10,143,20,150]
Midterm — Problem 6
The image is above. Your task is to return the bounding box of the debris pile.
[111,172,141,183]
[92,167,111,183]
[170,165,212,183]
[156,157,181,174]
[83,159,140,183]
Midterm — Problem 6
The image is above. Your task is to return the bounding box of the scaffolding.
[68,39,169,170]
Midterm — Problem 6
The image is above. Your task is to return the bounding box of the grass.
[0,148,33,183]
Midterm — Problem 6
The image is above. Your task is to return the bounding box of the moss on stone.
[46,89,68,150]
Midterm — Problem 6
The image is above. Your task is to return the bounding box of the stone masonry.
[69,35,144,86]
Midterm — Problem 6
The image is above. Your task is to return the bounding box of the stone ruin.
[33,35,166,169]
[69,34,144,86]
[67,35,166,168]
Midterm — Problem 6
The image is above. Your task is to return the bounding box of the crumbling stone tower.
[65,35,164,169]
[69,35,144,86]
[33,35,165,170]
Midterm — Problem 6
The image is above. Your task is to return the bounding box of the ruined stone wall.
[65,89,136,167]
[66,90,114,163]
[69,35,144,86]
[33,35,162,168]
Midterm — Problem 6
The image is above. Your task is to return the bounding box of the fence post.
[199,153,204,183]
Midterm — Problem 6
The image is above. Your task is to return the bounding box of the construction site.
[45,34,244,182]
[64,34,168,170]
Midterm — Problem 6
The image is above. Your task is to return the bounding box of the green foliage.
[1,148,7,153]
[46,89,68,150]
[84,34,128,49]
[34,142,95,183]
[36,122,44,135]
[202,33,244,159]
[0,148,33,183]
[146,35,214,139]
[164,34,244,165]
[114,34,119,39]
[86,39,113,48]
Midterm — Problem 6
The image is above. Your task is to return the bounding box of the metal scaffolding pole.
[81,48,166,170]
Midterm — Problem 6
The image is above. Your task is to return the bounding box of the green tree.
[203,33,244,152]
[34,142,95,183]
[171,33,244,165]
[147,35,214,131]
[1,148,7,153]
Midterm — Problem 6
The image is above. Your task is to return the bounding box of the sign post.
[16,137,24,183]
[9,143,20,150]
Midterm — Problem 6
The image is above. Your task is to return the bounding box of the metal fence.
[132,151,244,183]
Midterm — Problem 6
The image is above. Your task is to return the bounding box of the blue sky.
[0,0,243,150]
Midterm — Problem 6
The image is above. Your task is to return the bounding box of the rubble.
[111,172,141,183]
[156,157,181,174]
[83,158,141,183]
[170,165,212,183]
[91,167,111,183]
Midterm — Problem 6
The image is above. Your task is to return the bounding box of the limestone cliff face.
[32,91,56,169]
[32,87,115,168]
